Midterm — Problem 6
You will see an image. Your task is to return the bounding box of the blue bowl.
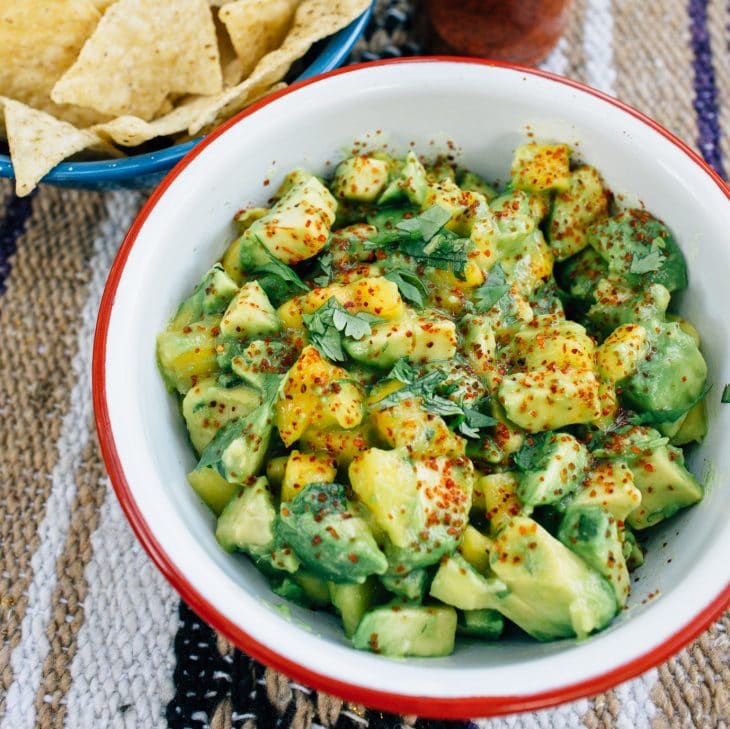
[0,4,372,191]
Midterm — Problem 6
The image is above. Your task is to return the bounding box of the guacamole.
[157,142,707,657]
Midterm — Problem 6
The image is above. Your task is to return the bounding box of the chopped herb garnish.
[375,359,495,438]
[313,251,333,287]
[722,384,730,404]
[384,267,430,307]
[303,297,382,362]
[253,244,309,293]
[473,263,509,312]
[366,205,472,280]
[629,237,666,274]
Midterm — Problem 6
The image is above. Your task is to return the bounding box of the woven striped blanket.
[0,1,727,727]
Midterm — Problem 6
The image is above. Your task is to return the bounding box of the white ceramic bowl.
[93,58,730,718]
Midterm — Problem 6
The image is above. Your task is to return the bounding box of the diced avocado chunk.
[460,314,497,379]
[622,322,707,423]
[248,176,337,264]
[344,318,415,367]
[512,432,590,508]
[571,460,642,522]
[499,369,601,432]
[350,452,473,571]
[458,170,497,201]
[481,290,534,341]
[192,375,280,484]
[410,311,458,362]
[380,569,429,601]
[182,377,261,453]
[187,466,238,515]
[587,209,688,292]
[332,156,390,202]
[621,527,645,569]
[222,336,300,389]
[489,189,537,248]
[378,151,429,206]
[671,400,708,445]
[626,444,703,530]
[219,281,281,339]
[587,280,670,336]
[215,477,276,553]
[157,316,219,394]
[458,524,492,572]
[558,505,630,607]
[328,578,380,637]
[547,166,609,261]
[171,264,240,329]
[291,571,331,607]
[489,516,617,640]
[278,482,387,583]
[352,603,457,657]
[430,553,508,611]
[556,246,608,302]
[457,609,504,639]
[511,142,571,193]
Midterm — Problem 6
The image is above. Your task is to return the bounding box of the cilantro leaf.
[395,204,452,241]
[513,432,553,471]
[384,268,429,307]
[253,248,309,293]
[474,263,509,312]
[303,297,382,362]
[722,384,730,404]
[629,249,665,274]
[313,251,333,287]
[374,359,496,438]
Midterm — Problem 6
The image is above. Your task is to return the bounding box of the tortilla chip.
[90,0,117,9]
[188,0,369,135]
[0,1,110,127]
[51,0,223,121]
[1,98,120,196]
[219,0,297,79]
[93,82,286,147]
[214,11,245,87]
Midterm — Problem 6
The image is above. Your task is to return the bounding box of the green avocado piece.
[671,400,708,445]
[587,209,688,292]
[457,609,504,639]
[191,375,280,484]
[382,456,474,572]
[219,281,281,339]
[181,377,261,453]
[352,603,457,657]
[430,553,509,611]
[587,279,670,336]
[488,516,617,640]
[278,483,387,584]
[512,432,590,508]
[343,318,415,368]
[558,505,630,607]
[489,189,537,250]
[621,527,645,569]
[626,445,703,530]
[378,150,429,206]
[380,569,429,601]
[171,264,240,329]
[328,577,381,637]
[457,170,497,201]
[622,322,707,422]
[556,246,608,303]
[547,166,609,261]
[215,477,276,553]
[156,316,220,394]
[227,338,300,389]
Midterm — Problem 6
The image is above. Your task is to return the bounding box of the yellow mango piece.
[281,450,338,502]
[299,423,376,468]
[276,346,364,446]
[596,323,649,383]
[511,142,571,192]
[479,472,522,535]
[278,276,405,329]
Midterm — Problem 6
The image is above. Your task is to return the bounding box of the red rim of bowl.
[92,56,730,719]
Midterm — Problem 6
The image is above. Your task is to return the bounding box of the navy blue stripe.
[0,191,35,295]
[688,0,727,178]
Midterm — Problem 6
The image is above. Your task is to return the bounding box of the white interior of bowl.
[102,61,730,701]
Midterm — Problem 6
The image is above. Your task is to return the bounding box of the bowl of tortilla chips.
[0,0,372,196]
